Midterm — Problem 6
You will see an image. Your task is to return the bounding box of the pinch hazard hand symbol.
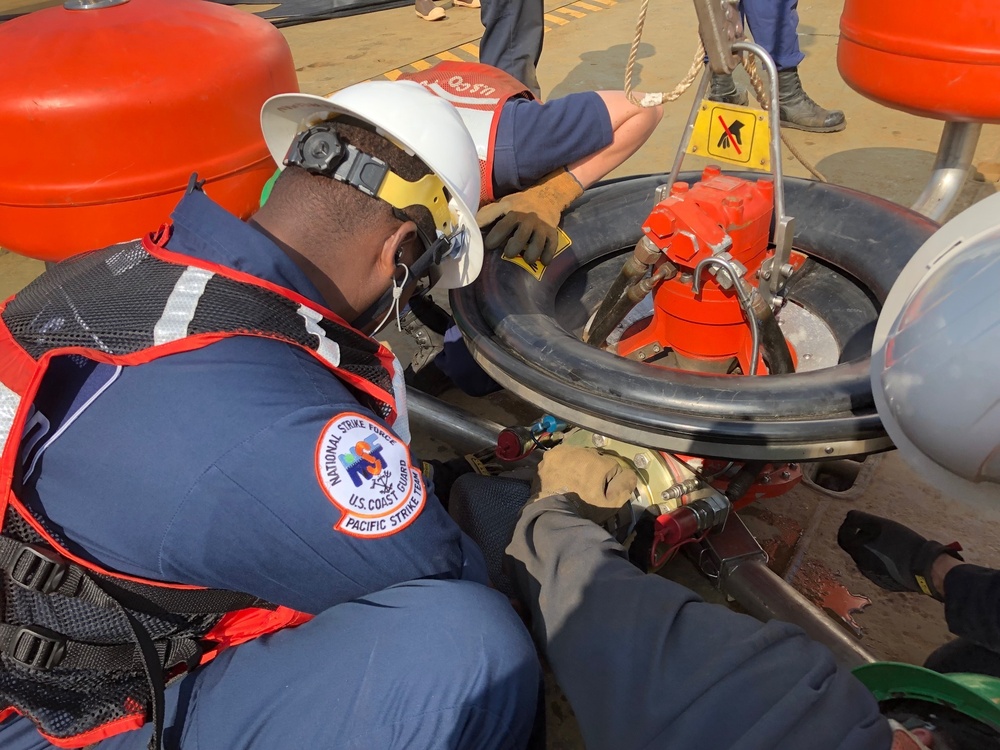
[688,102,770,170]
[716,117,745,152]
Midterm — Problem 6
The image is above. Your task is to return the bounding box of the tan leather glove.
[530,444,637,524]
[476,168,584,266]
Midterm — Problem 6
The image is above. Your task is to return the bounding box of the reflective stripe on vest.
[398,61,534,205]
[0,229,399,746]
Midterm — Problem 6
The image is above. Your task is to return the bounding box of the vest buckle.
[5,625,66,670]
[11,545,68,595]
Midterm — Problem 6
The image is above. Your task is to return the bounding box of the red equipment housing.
[0,0,298,261]
[617,167,798,373]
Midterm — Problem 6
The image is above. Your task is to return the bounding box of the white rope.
[624,0,705,107]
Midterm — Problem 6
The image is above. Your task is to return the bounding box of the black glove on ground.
[837,510,963,601]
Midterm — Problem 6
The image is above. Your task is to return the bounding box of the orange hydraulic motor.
[0,0,298,261]
[615,167,798,374]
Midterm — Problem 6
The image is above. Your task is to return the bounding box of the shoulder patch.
[315,412,426,538]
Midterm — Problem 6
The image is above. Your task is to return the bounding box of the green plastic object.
[260,169,280,207]
[854,661,1000,731]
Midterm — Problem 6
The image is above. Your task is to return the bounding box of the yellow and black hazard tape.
[371,0,618,83]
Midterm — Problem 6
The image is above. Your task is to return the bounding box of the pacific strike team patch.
[315,412,426,538]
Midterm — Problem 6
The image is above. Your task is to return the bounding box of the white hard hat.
[260,80,482,289]
[872,192,1000,511]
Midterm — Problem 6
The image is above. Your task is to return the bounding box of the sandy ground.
[3,0,1000,745]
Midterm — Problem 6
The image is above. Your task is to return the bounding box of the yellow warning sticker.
[502,228,572,280]
[688,101,770,171]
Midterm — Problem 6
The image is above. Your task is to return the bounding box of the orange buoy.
[838,0,1000,123]
[0,0,298,261]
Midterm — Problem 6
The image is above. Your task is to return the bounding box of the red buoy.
[839,0,1000,123]
[0,0,298,261]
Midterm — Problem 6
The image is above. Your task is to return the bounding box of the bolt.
[652,344,662,353]
[780,263,795,278]
[638,352,646,360]
[824,446,835,455]
[680,272,693,283]
[759,474,771,484]
[780,470,791,480]
[592,434,607,448]
[633,453,650,469]
[761,269,772,280]
[788,463,798,470]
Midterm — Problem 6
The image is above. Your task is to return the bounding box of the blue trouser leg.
[479,0,544,97]
[0,580,540,750]
[741,0,805,70]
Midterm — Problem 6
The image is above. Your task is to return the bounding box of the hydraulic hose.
[584,245,651,347]
[747,286,795,375]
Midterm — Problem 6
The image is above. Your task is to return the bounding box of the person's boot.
[415,0,445,21]
[708,72,749,106]
[777,67,846,133]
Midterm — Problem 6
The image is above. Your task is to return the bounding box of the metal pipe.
[731,41,795,303]
[406,388,504,453]
[723,558,876,669]
[692,255,761,374]
[910,121,983,223]
[665,67,713,194]
[732,42,784,229]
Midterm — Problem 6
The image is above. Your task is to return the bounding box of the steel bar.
[723,557,876,669]
[730,40,793,304]
[910,121,982,223]
[664,67,713,194]
[407,388,504,453]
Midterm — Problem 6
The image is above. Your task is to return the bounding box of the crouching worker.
[0,80,539,750]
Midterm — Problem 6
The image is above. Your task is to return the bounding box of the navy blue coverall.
[743,0,805,70]
[479,0,544,98]
[925,564,1000,678]
[0,190,540,749]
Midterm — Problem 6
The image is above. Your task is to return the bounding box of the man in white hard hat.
[0,80,539,750]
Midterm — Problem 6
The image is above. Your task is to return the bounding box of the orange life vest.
[0,229,399,747]
[399,61,534,205]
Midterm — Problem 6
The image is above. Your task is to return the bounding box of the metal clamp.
[696,512,766,582]
[692,0,744,74]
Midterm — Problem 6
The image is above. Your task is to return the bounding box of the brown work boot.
[708,72,749,106]
[415,0,445,21]
[777,67,846,133]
